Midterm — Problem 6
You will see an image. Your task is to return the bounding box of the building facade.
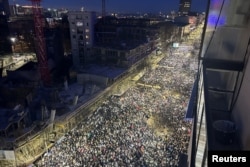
[0,15,12,55]
[188,0,250,166]
[68,11,96,69]
[93,17,158,68]
[92,41,155,68]
[179,0,192,15]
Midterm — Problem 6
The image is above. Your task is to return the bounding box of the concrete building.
[179,0,192,15]
[188,0,250,166]
[93,17,158,68]
[68,11,96,69]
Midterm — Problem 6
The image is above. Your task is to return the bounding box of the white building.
[68,11,96,68]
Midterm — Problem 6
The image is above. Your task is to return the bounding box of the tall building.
[179,0,191,15]
[68,11,96,68]
[188,0,250,166]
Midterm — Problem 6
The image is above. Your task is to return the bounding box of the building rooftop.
[80,64,127,79]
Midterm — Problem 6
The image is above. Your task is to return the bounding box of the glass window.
[206,69,238,91]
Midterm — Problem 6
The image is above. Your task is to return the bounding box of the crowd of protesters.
[35,37,200,167]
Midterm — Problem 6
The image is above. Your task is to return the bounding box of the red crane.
[29,0,50,86]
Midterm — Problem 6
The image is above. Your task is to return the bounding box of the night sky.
[13,0,208,13]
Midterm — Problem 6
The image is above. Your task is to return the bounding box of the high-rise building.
[179,0,191,15]
[68,11,96,68]
[188,0,250,166]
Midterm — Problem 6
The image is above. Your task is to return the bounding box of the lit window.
[85,29,90,33]
[86,35,89,39]
[76,22,83,26]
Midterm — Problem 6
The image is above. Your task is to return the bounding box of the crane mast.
[30,0,50,86]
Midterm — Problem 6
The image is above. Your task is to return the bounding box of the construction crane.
[28,0,107,85]
[29,0,50,86]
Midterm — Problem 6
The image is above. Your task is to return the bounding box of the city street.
[34,25,202,167]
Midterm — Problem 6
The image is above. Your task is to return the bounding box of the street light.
[10,37,16,43]
[10,37,17,54]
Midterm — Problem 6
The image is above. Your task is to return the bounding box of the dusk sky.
[13,0,208,13]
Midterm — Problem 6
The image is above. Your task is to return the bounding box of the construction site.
[0,0,204,166]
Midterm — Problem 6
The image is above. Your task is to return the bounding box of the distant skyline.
[12,0,208,13]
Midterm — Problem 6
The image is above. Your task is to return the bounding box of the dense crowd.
[35,40,199,167]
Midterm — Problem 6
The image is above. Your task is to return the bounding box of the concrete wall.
[77,73,109,87]
[232,56,250,150]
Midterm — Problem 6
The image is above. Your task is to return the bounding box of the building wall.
[188,0,250,166]
[232,54,250,150]
[77,73,109,87]
[179,0,191,15]
[94,17,153,49]
[68,11,96,68]
[45,27,64,70]
[92,47,128,67]
[92,41,154,68]
[0,15,12,55]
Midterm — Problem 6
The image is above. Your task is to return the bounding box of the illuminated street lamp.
[10,37,16,43]
[10,37,17,54]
